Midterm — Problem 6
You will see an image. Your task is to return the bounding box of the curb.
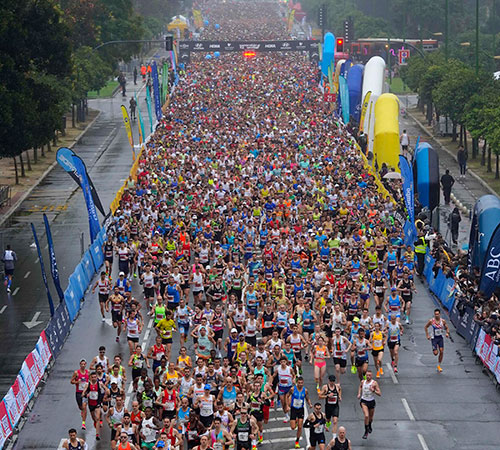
[0,110,102,228]
[407,110,498,198]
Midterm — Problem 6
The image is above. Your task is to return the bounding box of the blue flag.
[339,76,350,124]
[399,155,418,245]
[43,214,64,302]
[31,223,55,317]
[151,61,163,121]
[146,87,154,133]
[479,222,500,297]
[56,148,100,243]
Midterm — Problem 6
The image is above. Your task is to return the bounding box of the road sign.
[324,92,337,102]
[398,49,410,65]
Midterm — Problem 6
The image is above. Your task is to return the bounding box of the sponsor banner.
[3,388,21,430]
[438,276,456,311]
[64,282,80,322]
[31,223,55,317]
[20,361,36,398]
[120,105,135,161]
[183,40,317,52]
[475,329,500,383]
[35,330,52,369]
[43,214,65,302]
[0,400,12,449]
[12,377,27,416]
[28,351,43,386]
[479,222,500,297]
[89,241,104,272]
[151,61,162,122]
[424,254,435,284]
[55,147,105,216]
[44,301,71,358]
[399,155,417,246]
[82,250,96,282]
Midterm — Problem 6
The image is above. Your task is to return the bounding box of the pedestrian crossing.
[261,406,309,450]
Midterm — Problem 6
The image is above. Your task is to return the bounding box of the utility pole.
[445,0,449,60]
[475,0,480,74]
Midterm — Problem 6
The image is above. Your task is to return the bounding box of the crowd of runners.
[63,2,452,450]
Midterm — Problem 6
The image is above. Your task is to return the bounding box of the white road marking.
[12,287,20,296]
[44,244,48,250]
[401,398,415,421]
[24,271,31,279]
[127,383,133,394]
[147,319,153,328]
[386,362,399,384]
[23,311,42,329]
[265,426,293,433]
[261,437,297,445]
[143,329,151,342]
[35,257,39,264]
[0,306,7,314]
[418,433,430,450]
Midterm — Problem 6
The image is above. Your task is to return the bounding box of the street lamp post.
[475,0,479,74]
[445,0,449,60]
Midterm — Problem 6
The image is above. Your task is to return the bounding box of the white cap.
[119,272,125,276]
[231,328,237,333]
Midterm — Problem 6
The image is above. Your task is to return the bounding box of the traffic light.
[318,4,325,27]
[165,35,173,51]
[336,38,344,52]
[344,18,353,43]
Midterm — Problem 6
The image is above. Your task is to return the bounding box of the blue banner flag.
[55,147,105,216]
[31,223,55,316]
[43,214,64,302]
[338,76,350,124]
[136,92,146,142]
[145,87,154,133]
[151,61,163,122]
[399,155,418,245]
[56,148,100,243]
[479,222,500,297]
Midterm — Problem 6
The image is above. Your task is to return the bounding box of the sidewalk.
[0,110,100,226]
[398,94,498,249]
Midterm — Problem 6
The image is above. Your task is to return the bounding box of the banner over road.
[178,40,319,63]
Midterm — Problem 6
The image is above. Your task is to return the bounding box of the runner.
[275,356,295,423]
[107,287,125,342]
[92,271,111,321]
[424,308,450,372]
[82,371,108,440]
[230,407,258,450]
[62,428,85,450]
[397,270,417,324]
[310,335,330,393]
[304,402,327,450]
[386,315,403,373]
[326,426,352,450]
[2,245,16,293]
[318,375,342,438]
[70,359,89,429]
[357,370,381,440]
[370,322,386,378]
[331,327,351,382]
[287,376,313,448]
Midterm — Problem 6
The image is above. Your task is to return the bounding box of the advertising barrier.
[450,303,481,349]
[20,360,36,399]
[475,329,500,383]
[0,400,12,449]
[3,388,21,432]
[44,302,71,358]
[35,331,52,371]
[64,283,80,322]
[11,378,27,419]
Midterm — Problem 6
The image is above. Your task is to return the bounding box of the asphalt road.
[12,267,500,450]
[0,77,149,398]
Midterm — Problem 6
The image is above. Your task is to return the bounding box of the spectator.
[400,129,409,152]
[440,169,455,205]
[449,207,461,245]
[457,146,467,178]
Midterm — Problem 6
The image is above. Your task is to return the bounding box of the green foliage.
[0,0,72,159]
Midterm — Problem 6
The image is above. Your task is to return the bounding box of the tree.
[432,60,476,141]
[0,0,72,182]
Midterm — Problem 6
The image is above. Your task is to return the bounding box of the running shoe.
[276,399,281,408]
[134,273,137,278]
[405,318,410,324]
[362,432,368,440]
[394,366,398,374]
[380,367,384,375]
[295,441,300,448]
[376,369,380,378]
[283,415,289,424]
[368,424,373,433]
[259,435,263,444]
[116,337,120,343]
[102,317,105,322]
[326,421,331,429]
[81,421,86,430]
[351,365,357,374]
[437,365,443,372]
[96,434,100,441]
[6,288,10,293]
[252,446,257,450]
